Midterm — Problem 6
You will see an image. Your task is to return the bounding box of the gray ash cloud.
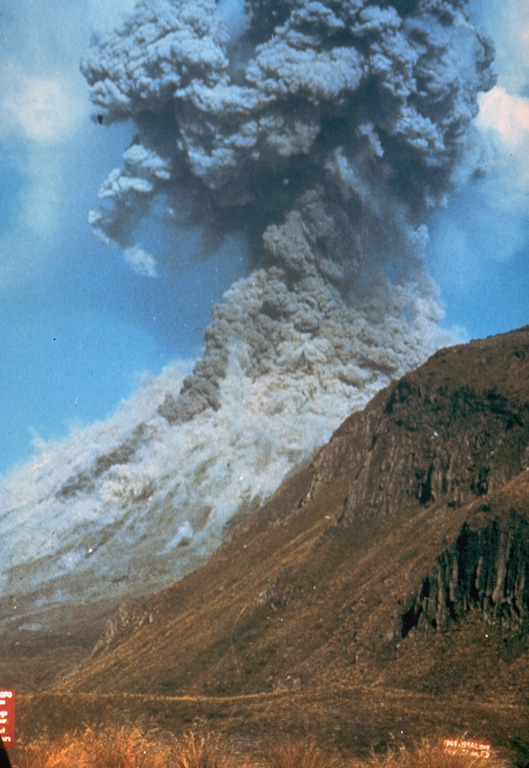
[82,0,494,245]
[0,0,505,649]
[81,0,495,418]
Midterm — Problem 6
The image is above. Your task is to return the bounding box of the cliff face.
[402,504,529,636]
[305,329,529,521]
[321,328,529,639]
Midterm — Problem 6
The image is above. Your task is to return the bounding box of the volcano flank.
[13,326,529,764]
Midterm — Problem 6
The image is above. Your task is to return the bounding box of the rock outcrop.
[90,600,158,658]
[402,503,529,635]
[304,327,529,521]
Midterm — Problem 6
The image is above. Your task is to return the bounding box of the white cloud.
[23,151,70,236]
[0,139,74,290]
[0,70,87,145]
[497,4,529,92]
[478,87,529,148]
[0,0,135,293]
[463,1,529,268]
[124,245,159,278]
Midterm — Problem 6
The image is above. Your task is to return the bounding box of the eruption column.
[81,0,495,418]
[0,0,496,640]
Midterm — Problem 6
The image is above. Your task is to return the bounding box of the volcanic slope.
[55,327,529,755]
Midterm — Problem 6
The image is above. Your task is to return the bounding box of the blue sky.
[1,0,528,475]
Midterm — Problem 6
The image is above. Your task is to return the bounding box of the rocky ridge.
[305,333,529,521]
[57,327,529,705]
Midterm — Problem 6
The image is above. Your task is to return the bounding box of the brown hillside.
[45,327,529,762]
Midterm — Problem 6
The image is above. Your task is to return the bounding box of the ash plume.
[0,0,496,637]
[81,0,494,417]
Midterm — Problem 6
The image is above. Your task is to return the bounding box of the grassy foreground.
[7,727,510,768]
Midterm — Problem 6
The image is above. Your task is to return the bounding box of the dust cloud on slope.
[0,0,494,629]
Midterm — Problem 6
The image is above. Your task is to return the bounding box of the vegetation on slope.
[7,726,510,768]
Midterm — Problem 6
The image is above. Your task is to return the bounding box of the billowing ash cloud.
[0,287,452,640]
[83,0,494,255]
[0,0,495,640]
[81,0,494,416]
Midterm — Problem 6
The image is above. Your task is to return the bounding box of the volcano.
[12,326,528,765]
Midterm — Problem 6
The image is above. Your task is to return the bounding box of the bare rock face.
[402,507,529,635]
[305,327,529,521]
[297,326,529,645]
[90,600,157,658]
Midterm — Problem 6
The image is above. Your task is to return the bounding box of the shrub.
[11,725,171,768]
[169,731,231,768]
[79,724,169,768]
[10,729,509,768]
[10,732,79,768]
[262,738,343,768]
